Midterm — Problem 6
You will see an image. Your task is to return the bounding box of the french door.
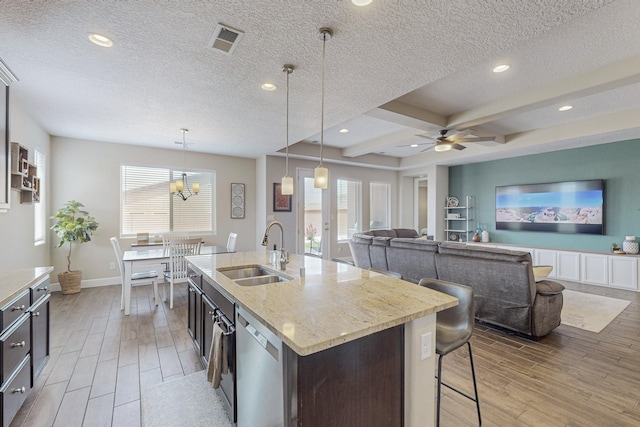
[297,169,330,259]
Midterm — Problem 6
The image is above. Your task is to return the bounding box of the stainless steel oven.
[202,278,237,423]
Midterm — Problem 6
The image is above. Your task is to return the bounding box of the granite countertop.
[187,251,457,356]
[0,266,54,307]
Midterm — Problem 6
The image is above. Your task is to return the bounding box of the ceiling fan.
[417,129,496,152]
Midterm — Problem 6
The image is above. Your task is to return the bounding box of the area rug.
[141,370,232,427]
[561,290,631,333]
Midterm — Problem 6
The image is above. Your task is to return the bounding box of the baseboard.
[49,276,121,293]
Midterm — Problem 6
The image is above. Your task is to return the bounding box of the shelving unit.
[10,142,40,203]
[444,195,473,242]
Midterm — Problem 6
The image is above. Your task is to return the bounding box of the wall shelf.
[10,142,40,203]
[444,195,473,242]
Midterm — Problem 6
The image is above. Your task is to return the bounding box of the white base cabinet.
[466,242,639,291]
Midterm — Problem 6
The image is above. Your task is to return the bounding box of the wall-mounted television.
[496,179,604,235]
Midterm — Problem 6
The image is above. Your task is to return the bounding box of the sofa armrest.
[536,280,565,296]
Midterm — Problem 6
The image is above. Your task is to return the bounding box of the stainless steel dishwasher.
[236,306,284,427]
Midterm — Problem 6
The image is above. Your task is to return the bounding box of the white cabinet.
[608,256,638,290]
[555,251,581,281]
[580,253,608,286]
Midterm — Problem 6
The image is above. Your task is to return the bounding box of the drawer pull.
[11,304,26,311]
[33,311,41,317]
[12,387,26,394]
[11,341,26,348]
[37,286,48,292]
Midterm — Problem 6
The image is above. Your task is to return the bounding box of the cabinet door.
[534,250,557,278]
[580,253,608,285]
[30,293,50,382]
[556,251,581,281]
[608,256,638,290]
[187,280,202,352]
[202,296,216,364]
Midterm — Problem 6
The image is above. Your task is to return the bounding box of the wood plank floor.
[9,280,640,426]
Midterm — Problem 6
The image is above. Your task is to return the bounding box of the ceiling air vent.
[209,23,244,55]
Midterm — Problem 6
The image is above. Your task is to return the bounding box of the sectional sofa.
[349,229,565,337]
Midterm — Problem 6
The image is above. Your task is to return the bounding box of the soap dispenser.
[270,244,279,266]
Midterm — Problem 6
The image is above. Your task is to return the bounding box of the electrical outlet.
[109,262,116,270]
[421,332,432,360]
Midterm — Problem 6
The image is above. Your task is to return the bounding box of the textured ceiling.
[1,0,638,170]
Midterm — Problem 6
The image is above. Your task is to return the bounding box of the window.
[370,182,390,230]
[34,149,46,245]
[336,179,361,241]
[120,165,216,237]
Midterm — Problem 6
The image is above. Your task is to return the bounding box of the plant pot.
[58,270,82,294]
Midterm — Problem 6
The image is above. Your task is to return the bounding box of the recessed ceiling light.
[558,105,573,111]
[352,0,373,5]
[410,144,418,148]
[88,33,113,47]
[492,64,510,73]
[339,128,349,133]
[261,83,277,91]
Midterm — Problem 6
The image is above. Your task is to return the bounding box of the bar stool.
[418,278,481,426]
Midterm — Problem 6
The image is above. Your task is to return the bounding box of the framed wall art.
[231,183,245,219]
[273,182,291,212]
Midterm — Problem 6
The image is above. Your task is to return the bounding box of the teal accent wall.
[449,139,640,252]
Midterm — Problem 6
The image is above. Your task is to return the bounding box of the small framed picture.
[273,182,291,212]
[231,183,245,219]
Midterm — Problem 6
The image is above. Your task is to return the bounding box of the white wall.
[0,103,50,269]
[49,137,256,284]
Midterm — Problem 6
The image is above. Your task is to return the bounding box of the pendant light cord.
[285,66,290,176]
[320,34,326,167]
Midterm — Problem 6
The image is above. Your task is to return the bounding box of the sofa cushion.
[394,228,420,238]
[370,229,397,238]
[438,242,532,263]
[390,238,439,251]
[387,238,439,283]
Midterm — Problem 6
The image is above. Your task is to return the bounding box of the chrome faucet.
[261,221,288,270]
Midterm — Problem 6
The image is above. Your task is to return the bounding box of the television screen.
[495,179,604,234]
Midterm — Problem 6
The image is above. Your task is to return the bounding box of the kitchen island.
[187,252,457,427]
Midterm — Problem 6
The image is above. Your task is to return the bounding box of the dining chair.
[418,278,481,427]
[110,237,159,307]
[226,232,238,252]
[163,237,202,308]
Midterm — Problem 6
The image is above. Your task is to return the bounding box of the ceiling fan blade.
[454,136,496,143]
[397,142,429,147]
[419,144,435,153]
[452,143,466,150]
[416,134,438,142]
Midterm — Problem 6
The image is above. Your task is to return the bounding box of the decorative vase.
[472,232,481,242]
[623,236,639,255]
[481,230,490,243]
[58,270,82,294]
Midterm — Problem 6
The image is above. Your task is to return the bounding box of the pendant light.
[281,64,294,195]
[314,27,332,189]
[170,128,199,201]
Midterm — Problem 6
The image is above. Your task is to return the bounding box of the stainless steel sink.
[219,266,272,280]
[234,275,287,286]
[218,265,293,286]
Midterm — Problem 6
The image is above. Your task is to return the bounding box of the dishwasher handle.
[237,313,279,361]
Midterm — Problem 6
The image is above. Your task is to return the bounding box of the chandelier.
[170,128,199,201]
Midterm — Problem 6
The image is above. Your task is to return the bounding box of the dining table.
[121,245,231,315]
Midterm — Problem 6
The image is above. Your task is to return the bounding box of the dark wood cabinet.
[187,279,202,353]
[0,274,50,426]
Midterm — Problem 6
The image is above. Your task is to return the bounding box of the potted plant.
[51,200,99,294]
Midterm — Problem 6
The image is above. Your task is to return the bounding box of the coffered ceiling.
[1,0,639,170]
